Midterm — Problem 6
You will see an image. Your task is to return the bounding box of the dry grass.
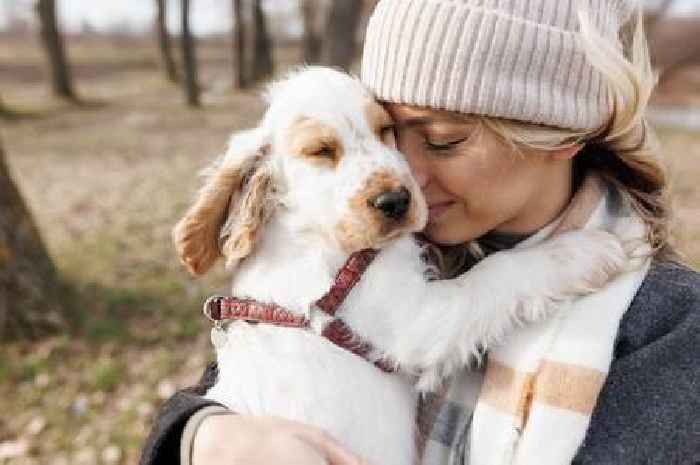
[0,38,698,465]
[662,129,700,264]
[1,39,274,465]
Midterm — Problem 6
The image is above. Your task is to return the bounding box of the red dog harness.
[203,249,397,373]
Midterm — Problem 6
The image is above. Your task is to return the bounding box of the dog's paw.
[415,366,444,392]
[394,341,472,393]
[526,229,628,301]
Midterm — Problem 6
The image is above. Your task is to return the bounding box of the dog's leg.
[386,229,628,390]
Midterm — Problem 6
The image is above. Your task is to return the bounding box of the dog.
[173,67,627,465]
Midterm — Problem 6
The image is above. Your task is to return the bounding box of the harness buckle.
[203,296,223,322]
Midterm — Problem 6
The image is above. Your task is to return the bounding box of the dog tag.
[211,323,228,349]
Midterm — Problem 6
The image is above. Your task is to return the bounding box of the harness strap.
[203,296,309,328]
[314,248,379,316]
[202,248,396,373]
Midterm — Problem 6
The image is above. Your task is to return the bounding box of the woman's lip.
[427,201,454,222]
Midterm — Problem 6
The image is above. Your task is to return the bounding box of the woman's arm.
[140,363,369,465]
[139,363,223,465]
[192,415,370,465]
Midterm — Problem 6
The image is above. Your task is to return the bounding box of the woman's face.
[385,104,577,245]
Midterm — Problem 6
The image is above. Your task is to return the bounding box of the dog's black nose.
[370,187,411,220]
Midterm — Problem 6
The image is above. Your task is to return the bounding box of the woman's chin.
[423,222,479,246]
[423,224,466,246]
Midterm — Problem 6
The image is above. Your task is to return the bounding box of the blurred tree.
[643,1,700,86]
[645,0,676,37]
[181,0,200,106]
[0,137,64,339]
[357,0,380,44]
[232,0,247,88]
[299,0,376,69]
[301,0,323,64]
[36,0,76,100]
[252,0,273,81]
[323,0,362,70]
[657,43,700,86]
[155,0,179,83]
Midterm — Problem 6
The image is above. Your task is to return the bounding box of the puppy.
[173,67,627,465]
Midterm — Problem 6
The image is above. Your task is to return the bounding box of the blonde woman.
[140,1,700,464]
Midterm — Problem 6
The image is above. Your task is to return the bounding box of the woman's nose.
[402,150,430,189]
[412,170,429,189]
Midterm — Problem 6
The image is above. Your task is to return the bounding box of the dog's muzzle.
[369,187,411,220]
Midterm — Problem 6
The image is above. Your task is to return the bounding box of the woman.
[140,1,700,464]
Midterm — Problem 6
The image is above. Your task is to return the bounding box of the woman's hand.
[192,414,370,465]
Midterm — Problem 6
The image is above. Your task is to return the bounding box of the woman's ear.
[172,128,271,276]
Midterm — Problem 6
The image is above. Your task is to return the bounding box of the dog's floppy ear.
[173,127,272,276]
[218,156,274,271]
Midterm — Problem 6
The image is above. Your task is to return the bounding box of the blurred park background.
[0,1,699,464]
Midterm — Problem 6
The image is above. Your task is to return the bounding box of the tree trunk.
[322,0,362,71]
[155,0,179,83]
[36,0,76,100]
[0,137,63,339]
[301,0,322,64]
[232,0,247,88]
[645,0,676,38]
[251,0,273,82]
[181,0,200,106]
[657,48,700,86]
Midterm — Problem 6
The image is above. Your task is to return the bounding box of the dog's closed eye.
[289,117,344,166]
[302,140,338,160]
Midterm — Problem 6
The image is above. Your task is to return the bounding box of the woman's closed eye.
[423,125,480,154]
[424,136,469,152]
[423,132,480,155]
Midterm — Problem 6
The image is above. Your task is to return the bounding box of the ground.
[0,37,698,465]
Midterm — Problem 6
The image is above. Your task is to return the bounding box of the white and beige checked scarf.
[418,175,652,465]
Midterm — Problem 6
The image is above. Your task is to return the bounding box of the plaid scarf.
[417,176,652,465]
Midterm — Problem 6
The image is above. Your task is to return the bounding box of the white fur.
[190,67,628,465]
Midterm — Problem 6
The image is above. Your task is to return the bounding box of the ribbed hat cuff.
[361,0,616,131]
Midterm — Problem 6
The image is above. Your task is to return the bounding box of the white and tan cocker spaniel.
[173,67,627,465]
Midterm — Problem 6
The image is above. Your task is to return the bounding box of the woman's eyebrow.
[393,117,433,129]
[394,117,472,134]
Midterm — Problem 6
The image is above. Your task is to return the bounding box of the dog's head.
[173,67,428,276]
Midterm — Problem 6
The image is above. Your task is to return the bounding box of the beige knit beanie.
[361,0,635,131]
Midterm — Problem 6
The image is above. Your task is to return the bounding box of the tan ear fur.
[172,129,268,276]
[220,166,273,270]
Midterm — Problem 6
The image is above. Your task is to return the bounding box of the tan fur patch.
[221,167,273,267]
[335,170,417,253]
[287,117,343,166]
[172,163,248,276]
[365,100,393,137]
[172,143,270,277]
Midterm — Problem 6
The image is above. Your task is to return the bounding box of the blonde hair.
[434,8,675,278]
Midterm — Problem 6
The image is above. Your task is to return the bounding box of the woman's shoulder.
[577,259,700,464]
[615,258,700,358]
[637,258,700,307]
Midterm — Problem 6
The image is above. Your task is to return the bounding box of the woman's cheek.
[441,155,500,205]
